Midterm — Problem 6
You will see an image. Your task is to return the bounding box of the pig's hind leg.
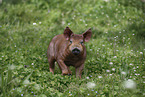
[48,58,55,74]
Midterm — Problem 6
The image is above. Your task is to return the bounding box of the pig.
[47,27,92,78]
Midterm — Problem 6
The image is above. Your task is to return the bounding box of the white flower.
[112,68,115,71]
[121,71,126,75]
[113,56,117,58]
[109,62,113,65]
[87,82,96,89]
[39,22,42,24]
[129,63,133,66]
[33,23,36,25]
[62,21,65,25]
[106,70,110,72]
[123,79,136,89]
[140,52,143,54]
[98,76,103,78]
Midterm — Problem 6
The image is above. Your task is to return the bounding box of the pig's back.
[47,34,68,59]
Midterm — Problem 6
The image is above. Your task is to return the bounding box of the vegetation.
[0,0,145,96]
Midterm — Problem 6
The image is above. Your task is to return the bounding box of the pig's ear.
[83,28,92,42]
[64,26,73,40]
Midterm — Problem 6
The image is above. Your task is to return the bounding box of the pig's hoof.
[68,74,72,76]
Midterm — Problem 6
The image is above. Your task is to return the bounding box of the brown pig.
[47,27,92,78]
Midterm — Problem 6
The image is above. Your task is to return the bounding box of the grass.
[0,0,145,96]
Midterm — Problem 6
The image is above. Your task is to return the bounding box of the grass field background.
[0,0,145,96]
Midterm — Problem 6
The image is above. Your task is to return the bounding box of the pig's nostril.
[72,48,80,55]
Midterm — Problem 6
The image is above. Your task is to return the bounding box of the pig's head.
[64,26,92,56]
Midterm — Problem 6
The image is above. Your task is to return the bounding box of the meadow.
[0,0,145,96]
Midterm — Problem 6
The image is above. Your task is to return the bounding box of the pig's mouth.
[72,48,80,55]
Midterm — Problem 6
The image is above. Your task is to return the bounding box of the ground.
[0,0,145,96]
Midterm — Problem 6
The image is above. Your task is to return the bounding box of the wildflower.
[140,52,143,54]
[112,68,115,71]
[68,23,71,25]
[113,56,117,58]
[39,22,42,24]
[62,21,65,25]
[109,62,113,65]
[106,70,110,72]
[86,77,89,79]
[121,71,126,75]
[33,23,36,25]
[21,94,23,96]
[129,63,133,66]
[98,76,102,78]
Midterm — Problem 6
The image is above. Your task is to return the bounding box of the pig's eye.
[80,41,83,45]
[70,40,72,44]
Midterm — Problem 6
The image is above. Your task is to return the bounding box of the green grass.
[0,0,145,96]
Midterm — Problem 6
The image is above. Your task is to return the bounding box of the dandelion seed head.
[87,82,96,89]
[123,79,136,90]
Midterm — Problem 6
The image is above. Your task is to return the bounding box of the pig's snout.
[72,48,81,55]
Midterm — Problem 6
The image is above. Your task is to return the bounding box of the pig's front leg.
[75,64,84,79]
[57,60,70,75]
